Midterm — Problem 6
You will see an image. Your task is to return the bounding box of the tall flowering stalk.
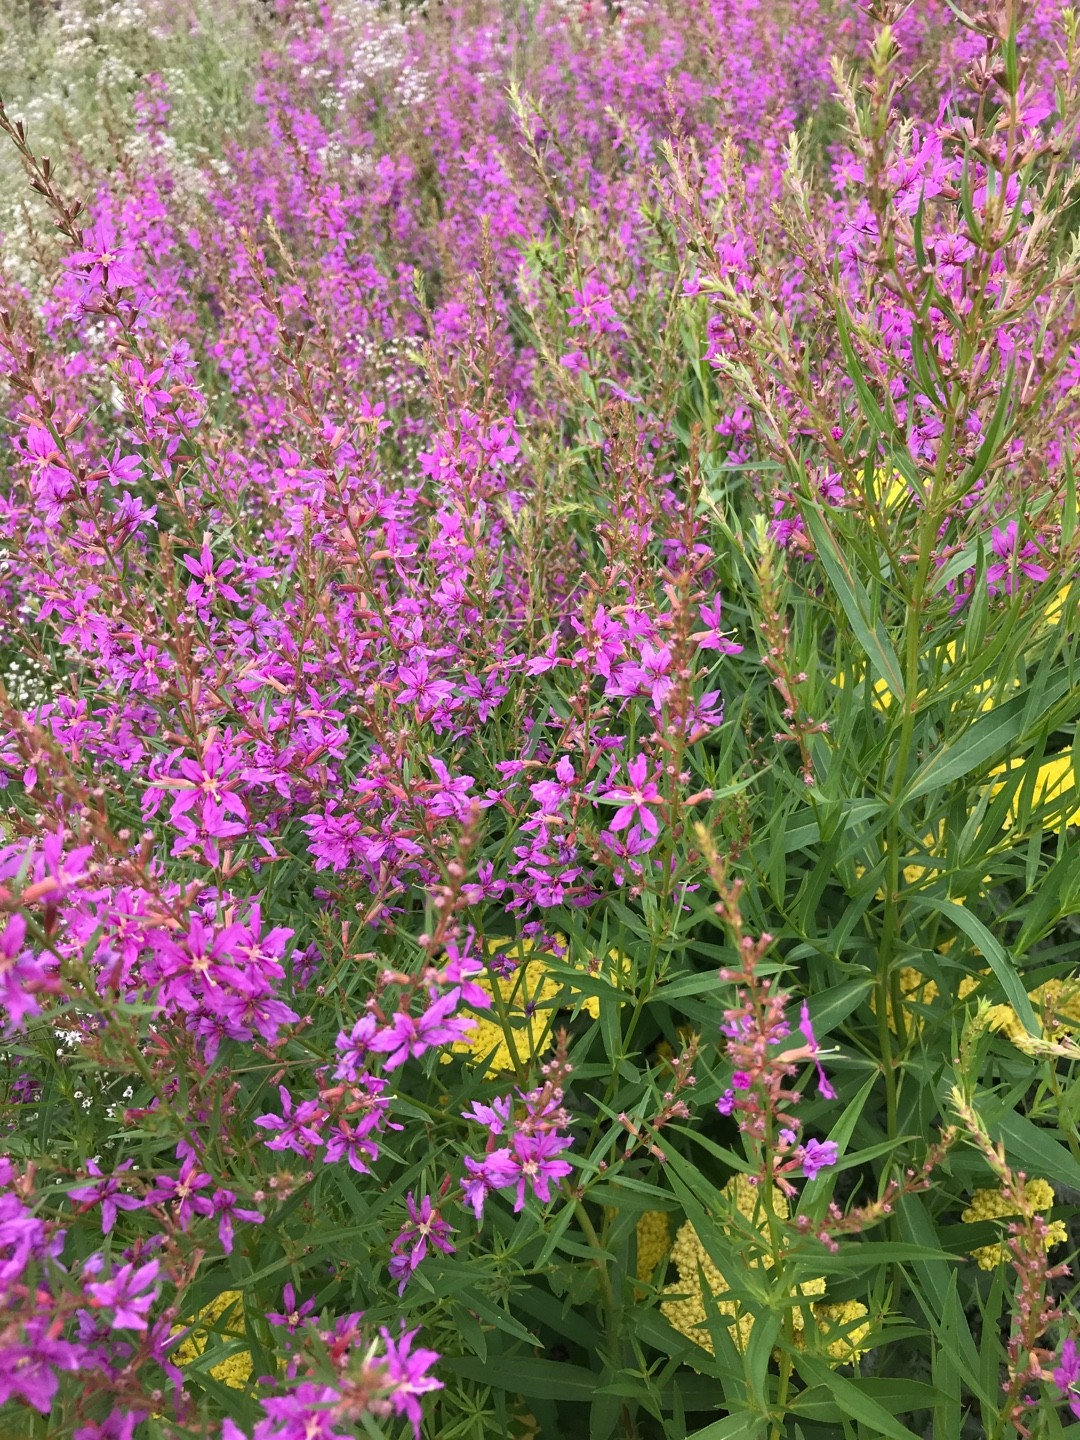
[700,829,837,1195]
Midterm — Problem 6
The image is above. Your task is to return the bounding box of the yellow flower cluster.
[961,1179,1067,1270]
[171,1289,252,1390]
[445,937,625,1075]
[1042,583,1074,628]
[988,753,1080,834]
[873,466,910,511]
[960,972,1080,1051]
[635,1210,671,1283]
[659,1177,869,1364]
[812,1300,874,1365]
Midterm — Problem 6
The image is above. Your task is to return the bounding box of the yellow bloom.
[961,1179,1066,1270]
[835,637,1018,719]
[1039,582,1072,628]
[810,1300,873,1364]
[988,752,1080,833]
[171,1290,252,1390]
[834,667,898,713]
[660,1177,825,1356]
[873,466,910,511]
[1034,976,1080,1031]
[635,1210,671,1283]
[961,973,1080,1053]
[444,937,626,1075]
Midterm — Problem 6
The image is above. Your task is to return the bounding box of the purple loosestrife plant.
[0,1,1079,1437]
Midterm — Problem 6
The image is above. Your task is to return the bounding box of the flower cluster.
[961,1179,1068,1272]
[659,1175,870,1365]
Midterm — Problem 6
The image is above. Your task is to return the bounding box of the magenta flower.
[251,1383,346,1439]
[378,1326,444,1438]
[508,1131,573,1210]
[70,217,139,296]
[395,656,454,711]
[800,1138,839,1181]
[74,1408,146,1440]
[123,358,172,422]
[987,521,1051,596]
[0,1315,84,1412]
[460,1150,519,1222]
[333,1014,380,1081]
[691,596,743,654]
[212,1188,264,1254]
[388,1192,456,1294]
[147,1156,214,1229]
[170,801,248,866]
[529,755,576,813]
[426,757,476,822]
[1054,1337,1080,1419]
[462,1095,513,1135]
[254,1086,326,1156]
[268,1281,317,1333]
[180,544,244,611]
[566,273,622,335]
[799,1001,837,1100]
[369,988,474,1070]
[69,1160,144,1234]
[84,1257,160,1330]
[600,754,663,836]
[0,913,50,1031]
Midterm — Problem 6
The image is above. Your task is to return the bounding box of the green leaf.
[835,298,893,437]
[961,358,1014,493]
[987,1107,1080,1192]
[790,1380,952,1423]
[792,1355,923,1439]
[911,896,1036,1034]
[444,1355,599,1400]
[903,668,1076,801]
[803,503,905,700]
[805,980,875,1038]
[1014,844,1080,953]
[686,1416,768,1440]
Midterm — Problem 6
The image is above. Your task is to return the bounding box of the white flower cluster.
[0,652,51,709]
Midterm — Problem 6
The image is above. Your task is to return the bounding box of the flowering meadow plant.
[3,0,1080,1436]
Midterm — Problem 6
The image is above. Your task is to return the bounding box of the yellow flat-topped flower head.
[809,1300,873,1364]
[989,752,1080,833]
[834,666,899,713]
[873,466,912,511]
[660,1176,825,1356]
[1038,581,1073,628]
[961,1178,1066,1270]
[445,937,627,1075]
[171,1289,252,1390]
[635,1210,672,1283]
[870,966,940,1034]
[961,972,1080,1053]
